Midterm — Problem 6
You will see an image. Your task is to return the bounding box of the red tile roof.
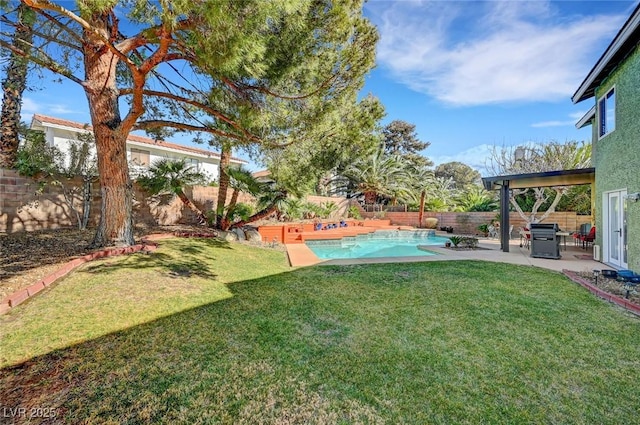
[31,114,247,163]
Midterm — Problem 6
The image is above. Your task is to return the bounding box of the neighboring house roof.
[252,169,271,178]
[31,114,247,164]
[572,3,640,103]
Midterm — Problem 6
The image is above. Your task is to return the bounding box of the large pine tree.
[382,120,432,170]
[1,0,377,246]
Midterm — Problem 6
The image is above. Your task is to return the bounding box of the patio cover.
[482,168,595,252]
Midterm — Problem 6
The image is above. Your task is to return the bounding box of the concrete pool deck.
[286,234,602,274]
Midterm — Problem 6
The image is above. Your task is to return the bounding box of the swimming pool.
[305,230,449,259]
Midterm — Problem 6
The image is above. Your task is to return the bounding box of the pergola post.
[500,182,510,252]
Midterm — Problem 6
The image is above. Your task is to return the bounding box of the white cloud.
[431,144,497,176]
[19,96,79,122]
[530,120,575,128]
[530,111,588,128]
[370,0,626,106]
[49,104,75,114]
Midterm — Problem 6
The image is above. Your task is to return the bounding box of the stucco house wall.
[30,114,246,183]
[592,46,640,271]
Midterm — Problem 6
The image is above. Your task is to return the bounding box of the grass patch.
[2,238,640,423]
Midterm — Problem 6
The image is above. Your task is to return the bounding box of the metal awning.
[482,168,595,252]
[482,168,595,191]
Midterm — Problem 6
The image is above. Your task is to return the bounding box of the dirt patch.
[0,228,95,300]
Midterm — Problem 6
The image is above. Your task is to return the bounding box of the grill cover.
[530,223,561,259]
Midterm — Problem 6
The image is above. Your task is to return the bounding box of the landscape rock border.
[563,269,640,317]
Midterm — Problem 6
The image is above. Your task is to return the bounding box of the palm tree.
[221,166,266,229]
[455,186,498,212]
[426,176,457,212]
[0,4,34,168]
[340,145,413,206]
[409,167,435,227]
[230,187,287,230]
[137,158,208,225]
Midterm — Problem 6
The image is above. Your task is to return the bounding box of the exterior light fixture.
[593,269,600,286]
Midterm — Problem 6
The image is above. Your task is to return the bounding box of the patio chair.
[580,226,596,249]
[519,227,530,249]
[573,223,591,246]
[488,224,498,238]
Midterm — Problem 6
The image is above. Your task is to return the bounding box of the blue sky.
[16,0,639,175]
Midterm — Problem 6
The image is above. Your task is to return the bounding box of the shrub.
[448,235,479,249]
[347,205,362,219]
[424,218,438,229]
[477,223,489,235]
[321,201,338,218]
[448,235,464,247]
[228,202,254,222]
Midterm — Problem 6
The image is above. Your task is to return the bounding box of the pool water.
[305,230,449,259]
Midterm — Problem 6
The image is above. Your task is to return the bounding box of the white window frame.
[187,158,200,171]
[598,86,615,139]
[130,148,150,167]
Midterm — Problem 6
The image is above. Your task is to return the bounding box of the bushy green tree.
[435,162,481,189]
[15,127,97,229]
[382,120,432,170]
[1,0,378,247]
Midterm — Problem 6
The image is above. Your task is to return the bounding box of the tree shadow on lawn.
[82,253,218,281]
[0,268,346,424]
[3,262,640,424]
[83,238,233,280]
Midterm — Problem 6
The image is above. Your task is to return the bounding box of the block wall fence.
[1,168,590,234]
[0,168,350,233]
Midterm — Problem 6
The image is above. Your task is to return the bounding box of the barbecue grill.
[530,223,561,259]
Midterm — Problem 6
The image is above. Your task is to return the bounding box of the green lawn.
[2,238,640,424]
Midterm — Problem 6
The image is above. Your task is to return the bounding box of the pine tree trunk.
[83,19,134,247]
[0,4,33,168]
[215,141,232,229]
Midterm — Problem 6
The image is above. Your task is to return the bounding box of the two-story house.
[572,3,640,271]
[30,114,247,181]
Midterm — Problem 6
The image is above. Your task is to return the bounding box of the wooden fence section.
[362,211,592,236]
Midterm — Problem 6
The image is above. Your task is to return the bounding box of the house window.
[130,148,150,166]
[598,87,615,138]
[187,158,200,171]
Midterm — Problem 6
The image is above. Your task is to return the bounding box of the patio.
[287,233,601,273]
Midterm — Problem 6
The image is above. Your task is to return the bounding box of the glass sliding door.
[604,190,627,268]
